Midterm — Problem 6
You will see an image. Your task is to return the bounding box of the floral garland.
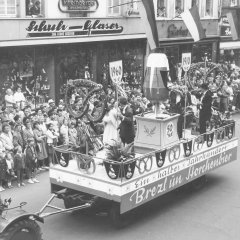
[65,79,107,122]
[187,62,225,90]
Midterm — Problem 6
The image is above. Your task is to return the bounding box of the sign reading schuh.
[59,0,99,12]
[26,19,123,38]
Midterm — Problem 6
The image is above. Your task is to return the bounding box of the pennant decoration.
[138,0,159,50]
[183,140,193,157]
[206,132,214,147]
[225,122,235,139]
[226,8,240,40]
[181,5,206,42]
[155,149,166,168]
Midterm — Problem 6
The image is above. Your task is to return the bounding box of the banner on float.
[109,60,123,84]
[120,139,238,213]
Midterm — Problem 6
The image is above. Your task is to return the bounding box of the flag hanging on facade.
[138,0,159,50]
[181,5,206,42]
[226,8,240,40]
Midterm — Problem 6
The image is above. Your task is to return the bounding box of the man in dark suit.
[199,83,213,134]
[118,97,135,145]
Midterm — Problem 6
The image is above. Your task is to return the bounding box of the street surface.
[2,114,240,240]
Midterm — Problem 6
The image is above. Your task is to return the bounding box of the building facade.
[0,0,221,105]
[219,0,240,67]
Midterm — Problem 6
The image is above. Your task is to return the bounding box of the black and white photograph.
[0,0,240,239]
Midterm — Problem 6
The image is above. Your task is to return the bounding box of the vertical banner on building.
[138,0,159,50]
[181,5,206,42]
[109,60,123,84]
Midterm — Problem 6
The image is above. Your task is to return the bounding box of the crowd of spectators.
[0,85,154,191]
[1,65,239,191]
[0,91,99,191]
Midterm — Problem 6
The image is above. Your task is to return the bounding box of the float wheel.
[0,219,42,240]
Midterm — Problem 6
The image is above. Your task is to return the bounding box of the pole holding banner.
[181,53,191,139]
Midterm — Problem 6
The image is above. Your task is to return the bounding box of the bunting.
[138,0,159,50]
[181,5,206,42]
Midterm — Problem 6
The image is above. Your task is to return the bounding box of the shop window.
[175,0,184,17]
[230,0,238,6]
[108,0,122,16]
[192,0,199,7]
[199,0,218,18]
[205,0,213,16]
[57,45,94,100]
[0,0,16,16]
[26,0,43,17]
[98,41,145,91]
[156,0,168,18]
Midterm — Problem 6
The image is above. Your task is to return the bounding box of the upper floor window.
[108,0,121,16]
[230,0,238,6]
[200,0,218,18]
[0,0,16,16]
[26,0,43,17]
[192,0,199,7]
[175,0,184,17]
[156,0,168,18]
[205,0,213,16]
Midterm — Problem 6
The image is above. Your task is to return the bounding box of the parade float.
[0,2,238,240]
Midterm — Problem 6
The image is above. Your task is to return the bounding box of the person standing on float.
[199,83,213,135]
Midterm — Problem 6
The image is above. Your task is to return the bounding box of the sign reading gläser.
[26,19,123,38]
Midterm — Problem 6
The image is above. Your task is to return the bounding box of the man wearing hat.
[118,97,135,145]
[48,99,55,112]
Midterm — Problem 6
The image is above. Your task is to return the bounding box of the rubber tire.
[109,203,130,229]
[0,219,42,240]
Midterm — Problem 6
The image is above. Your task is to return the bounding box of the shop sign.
[59,0,99,12]
[167,24,189,38]
[26,19,123,38]
[181,53,191,72]
[221,26,232,36]
[220,16,231,37]
[120,140,238,213]
[109,60,123,84]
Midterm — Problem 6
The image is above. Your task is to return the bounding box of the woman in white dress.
[102,101,120,146]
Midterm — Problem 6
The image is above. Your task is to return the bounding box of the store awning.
[220,41,240,50]
[0,34,146,47]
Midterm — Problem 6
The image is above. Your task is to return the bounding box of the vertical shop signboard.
[181,53,191,72]
[109,60,123,84]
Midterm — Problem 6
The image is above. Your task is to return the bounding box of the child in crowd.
[25,138,39,184]
[14,146,25,187]
[5,152,16,188]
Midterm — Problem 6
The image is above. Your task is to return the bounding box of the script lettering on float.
[26,19,123,38]
[120,139,238,213]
